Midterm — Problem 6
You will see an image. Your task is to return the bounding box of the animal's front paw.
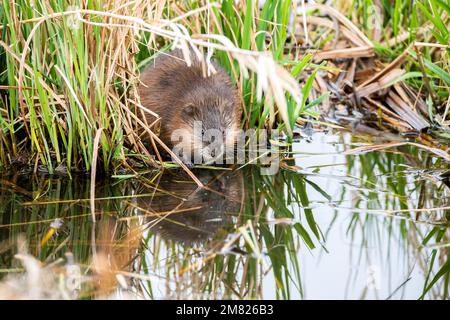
[183,160,194,169]
[171,153,194,168]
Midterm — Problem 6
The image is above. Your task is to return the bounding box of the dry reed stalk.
[357,46,411,90]
[385,91,429,131]
[90,128,104,222]
[305,16,367,47]
[304,3,374,62]
[344,141,450,161]
[314,46,374,61]
[356,68,405,98]
[307,4,373,46]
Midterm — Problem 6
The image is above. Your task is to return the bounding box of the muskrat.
[138,49,242,165]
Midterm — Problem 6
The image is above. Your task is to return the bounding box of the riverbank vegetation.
[0,0,448,175]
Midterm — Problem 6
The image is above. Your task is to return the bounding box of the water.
[0,132,449,299]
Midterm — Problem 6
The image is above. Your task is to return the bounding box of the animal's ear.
[182,103,197,117]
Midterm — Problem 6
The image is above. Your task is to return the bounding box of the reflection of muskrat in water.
[137,169,243,244]
[138,49,242,165]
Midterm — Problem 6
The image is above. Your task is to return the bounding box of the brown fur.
[138,49,241,163]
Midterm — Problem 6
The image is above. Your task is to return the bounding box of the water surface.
[0,131,449,299]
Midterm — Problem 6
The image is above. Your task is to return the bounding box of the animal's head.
[171,94,241,165]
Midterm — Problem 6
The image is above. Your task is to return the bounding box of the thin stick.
[90,128,104,222]
[344,141,450,162]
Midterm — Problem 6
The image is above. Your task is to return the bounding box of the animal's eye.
[182,103,196,117]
